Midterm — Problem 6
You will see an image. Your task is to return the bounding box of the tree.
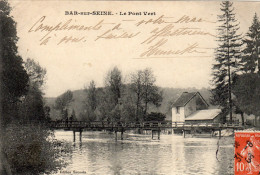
[105,66,122,106]
[82,80,98,122]
[130,68,163,122]
[85,80,97,111]
[24,58,46,89]
[103,67,123,121]
[233,73,260,117]
[142,68,162,116]
[54,90,73,120]
[70,109,77,121]
[96,88,115,122]
[211,1,242,122]
[240,13,260,73]
[19,58,47,122]
[232,14,260,125]
[0,2,71,175]
[144,112,166,122]
[130,70,144,121]
[0,0,29,125]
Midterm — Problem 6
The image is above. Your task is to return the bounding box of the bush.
[144,112,166,121]
[2,121,71,175]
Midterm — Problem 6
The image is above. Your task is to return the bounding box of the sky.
[8,1,260,97]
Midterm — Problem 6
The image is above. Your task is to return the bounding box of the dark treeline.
[0,0,70,174]
[54,67,165,123]
[211,1,260,125]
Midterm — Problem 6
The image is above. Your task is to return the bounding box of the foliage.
[233,73,260,116]
[0,0,29,124]
[211,1,242,121]
[24,58,46,89]
[18,58,47,122]
[130,68,162,121]
[3,122,71,175]
[99,67,123,121]
[232,14,260,122]
[85,80,97,111]
[144,112,166,122]
[105,66,122,106]
[241,13,260,73]
[80,81,98,122]
[54,90,74,119]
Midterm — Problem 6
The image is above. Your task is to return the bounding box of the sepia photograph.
[1,0,260,174]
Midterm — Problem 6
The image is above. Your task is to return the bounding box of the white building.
[172,92,221,123]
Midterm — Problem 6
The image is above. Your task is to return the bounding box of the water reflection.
[53,131,234,175]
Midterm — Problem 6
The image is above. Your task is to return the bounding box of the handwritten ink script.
[28,14,216,58]
[234,132,260,175]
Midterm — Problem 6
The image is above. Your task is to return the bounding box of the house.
[172,92,221,123]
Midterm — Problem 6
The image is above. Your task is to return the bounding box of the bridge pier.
[73,131,76,142]
[151,130,160,140]
[79,130,82,142]
[211,130,214,137]
[183,130,186,138]
[115,131,117,141]
[219,129,221,138]
[121,130,124,140]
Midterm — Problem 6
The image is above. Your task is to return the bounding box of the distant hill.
[44,87,212,121]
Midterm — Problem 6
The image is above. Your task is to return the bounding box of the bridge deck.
[49,121,244,131]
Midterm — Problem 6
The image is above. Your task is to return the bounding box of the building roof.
[173,92,208,107]
[185,109,221,121]
[173,92,196,107]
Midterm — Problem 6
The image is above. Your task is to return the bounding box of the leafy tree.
[144,112,166,122]
[19,58,47,122]
[211,1,242,122]
[44,106,51,121]
[54,90,73,120]
[103,67,123,121]
[0,2,71,175]
[0,0,29,125]
[232,14,260,125]
[86,80,97,111]
[105,66,122,106]
[82,81,98,122]
[130,68,162,122]
[142,68,162,115]
[70,109,76,120]
[233,73,260,117]
[24,58,46,89]
[130,70,144,121]
[240,13,260,73]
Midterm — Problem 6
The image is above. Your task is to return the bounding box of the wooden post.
[158,130,160,140]
[211,130,214,137]
[79,130,82,142]
[115,131,117,141]
[73,130,76,142]
[219,129,221,138]
[183,130,186,138]
[152,130,154,139]
[121,130,123,140]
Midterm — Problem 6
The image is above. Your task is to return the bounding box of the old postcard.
[1,0,260,174]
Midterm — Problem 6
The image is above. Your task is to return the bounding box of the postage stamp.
[235,132,260,175]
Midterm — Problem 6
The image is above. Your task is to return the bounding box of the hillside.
[45,87,212,121]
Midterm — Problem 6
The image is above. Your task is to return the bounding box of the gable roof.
[185,109,221,121]
[172,92,209,107]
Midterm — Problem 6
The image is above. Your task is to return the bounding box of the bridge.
[49,121,244,140]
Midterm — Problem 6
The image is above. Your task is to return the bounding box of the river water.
[53,130,234,175]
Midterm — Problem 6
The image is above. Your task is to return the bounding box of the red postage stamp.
[235,132,260,175]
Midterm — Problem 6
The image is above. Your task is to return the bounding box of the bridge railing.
[49,120,244,129]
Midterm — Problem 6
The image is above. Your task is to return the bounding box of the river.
[53,130,234,175]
